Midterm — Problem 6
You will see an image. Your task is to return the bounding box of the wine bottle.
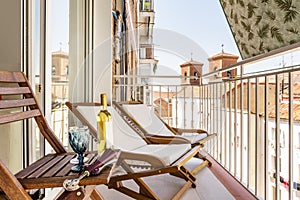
[96,93,112,155]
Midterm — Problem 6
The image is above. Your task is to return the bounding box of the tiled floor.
[96,157,234,200]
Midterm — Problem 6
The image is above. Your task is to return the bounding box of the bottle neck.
[100,93,107,110]
[101,105,107,110]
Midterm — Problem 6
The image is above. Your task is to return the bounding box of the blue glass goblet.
[68,126,90,172]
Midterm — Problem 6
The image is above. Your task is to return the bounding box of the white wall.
[93,0,113,103]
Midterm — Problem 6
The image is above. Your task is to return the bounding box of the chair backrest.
[121,103,175,136]
[0,71,65,153]
[69,103,147,151]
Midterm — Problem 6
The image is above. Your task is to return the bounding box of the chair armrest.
[145,135,190,144]
[118,151,165,169]
[172,128,208,135]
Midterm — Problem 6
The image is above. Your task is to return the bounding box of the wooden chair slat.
[0,87,31,95]
[0,109,41,124]
[0,98,36,109]
[28,156,65,179]
[15,155,55,179]
[85,153,97,164]
[55,155,77,177]
[42,155,74,178]
[0,71,26,83]
[19,168,110,190]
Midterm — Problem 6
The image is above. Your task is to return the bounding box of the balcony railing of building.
[140,0,154,12]
[113,43,300,200]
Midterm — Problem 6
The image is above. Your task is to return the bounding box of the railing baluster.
[240,77,244,183]
[159,85,162,117]
[215,83,218,158]
[200,84,203,129]
[255,77,259,195]
[209,84,212,150]
[234,79,238,177]
[207,84,211,150]
[275,74,280,200]
[214,83,217,157]
[247,78,251,188]
[175,86,178,127]
[224,81,228,168]
[288,72,294,200]
[198,85,201,129]
[184,86,186,128]
[191,85,194,129]
[264,76,269,200]
[220,81,224,164]
[229,80,233,172]
[167,85,170,125]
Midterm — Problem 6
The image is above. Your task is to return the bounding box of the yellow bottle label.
[97,120,106,154]
[97,93,112,155]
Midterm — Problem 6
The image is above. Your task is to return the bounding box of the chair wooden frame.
[0,71,106,200]
[66,102,205,199]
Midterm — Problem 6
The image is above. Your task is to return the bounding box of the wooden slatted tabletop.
[15,152,111,189]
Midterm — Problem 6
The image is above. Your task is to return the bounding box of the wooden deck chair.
[0,71,107,200]
[111,101,215,174]
[66,102,204,199]
[117,101,217,148]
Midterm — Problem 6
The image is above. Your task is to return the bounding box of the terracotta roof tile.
[268,103,300,121]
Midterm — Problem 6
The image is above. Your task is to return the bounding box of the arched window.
[65,65,69,75]
[194,72,198,80]
[184,72,187,80]
[52,66,56,75]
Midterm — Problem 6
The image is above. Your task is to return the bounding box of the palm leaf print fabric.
[220,0,300,59]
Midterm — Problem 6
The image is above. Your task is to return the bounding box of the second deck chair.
[66,102,204,199]
[118,101,217,147]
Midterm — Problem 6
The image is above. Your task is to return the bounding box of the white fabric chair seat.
[131,144,191,166]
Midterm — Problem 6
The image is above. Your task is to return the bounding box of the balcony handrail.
[202,42,300,79]
[114,74,201,79]
[224,64,300,82]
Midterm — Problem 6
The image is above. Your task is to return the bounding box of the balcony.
[112,43,300,199]
[140,0,154,12]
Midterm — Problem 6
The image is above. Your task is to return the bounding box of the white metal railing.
[113,43,300,200]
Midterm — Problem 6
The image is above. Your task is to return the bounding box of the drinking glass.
[68,126,90,172]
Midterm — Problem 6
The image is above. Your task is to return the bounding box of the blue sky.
[155,0,240,57]
[51,0,69,52]
[153,0,300,76]
[153,0,241,75]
